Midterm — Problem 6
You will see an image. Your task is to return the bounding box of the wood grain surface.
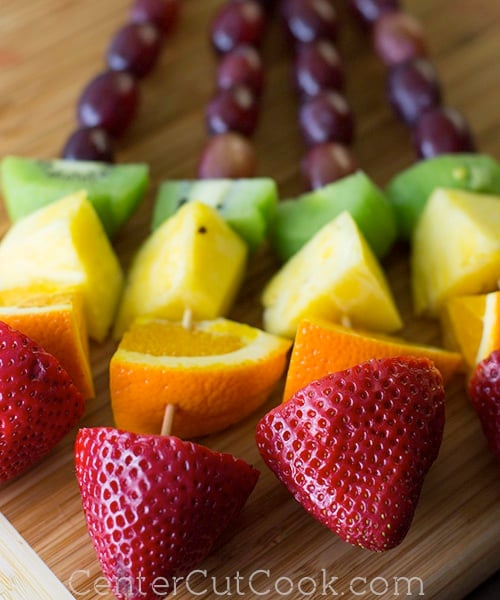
[1,1,500,599]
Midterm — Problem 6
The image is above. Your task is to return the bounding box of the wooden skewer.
[341,314,353,328]
[160,307,194,436]
[160,403,176,437]
[181,306,193,330]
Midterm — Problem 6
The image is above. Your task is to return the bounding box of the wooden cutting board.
[0,1,499,598]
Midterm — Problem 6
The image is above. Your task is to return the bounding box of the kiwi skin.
[152,178,278,253]
[387,154,500,240]
[270,171,397,262]
[1,156,149,238]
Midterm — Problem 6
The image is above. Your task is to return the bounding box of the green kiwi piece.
[387,153,500,240]
[0,156,149,238]
[152,178,278,252]
[269,171,397,262]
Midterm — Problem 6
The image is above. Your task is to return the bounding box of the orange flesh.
[120,322,245,357]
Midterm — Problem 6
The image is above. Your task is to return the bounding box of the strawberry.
[75,427,259,600]
[0,320,84,482]
[468,349,500,462]
[256,356,445,551]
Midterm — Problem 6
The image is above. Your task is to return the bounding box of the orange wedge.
[442,291,500,370]
[283,317,463,401]
[0,289,94,399]
[110,317,292,438]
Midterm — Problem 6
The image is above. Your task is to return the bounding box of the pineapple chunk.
[114,201,247,338]
[0,192,123,342]
[262,211,402,338]
[412,188,500,316]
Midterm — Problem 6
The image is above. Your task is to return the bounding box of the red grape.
[413,106,475,158]
[281,0,338,44]
[233,0,276,12]
[62,127,114,163]
[107,22,163,79]
[216,45,265,96]
[349,0,400,27]
[387,58,441,125]
[299,90,354,146]
[211,1,267,54]
[198,132,257,178]
[302,142,358,189]
[130,0,179,33]
[373,12,427,66]
[294,40,344,97]
[77,71,140,137]
[206,86,259,137]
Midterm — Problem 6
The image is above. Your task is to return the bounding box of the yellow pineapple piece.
[0,191,123,342]
[262,211,402,338]
[412,188,500,316]
[114,201,248,338]
[442,291,500,370]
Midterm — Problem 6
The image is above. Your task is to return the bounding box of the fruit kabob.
[252,1,500,563]
[0,2,288,597]
[0,2,500,596]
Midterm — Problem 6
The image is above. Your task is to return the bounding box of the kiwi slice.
[1,156,149,238]
[386,153,500,240]
[269,171,397,262]
[152,178,278,252]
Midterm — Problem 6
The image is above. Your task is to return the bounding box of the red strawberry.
[256,356,445,551]
[468,349,500,462]
[0,320,84,482]
[75,427,259,600]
